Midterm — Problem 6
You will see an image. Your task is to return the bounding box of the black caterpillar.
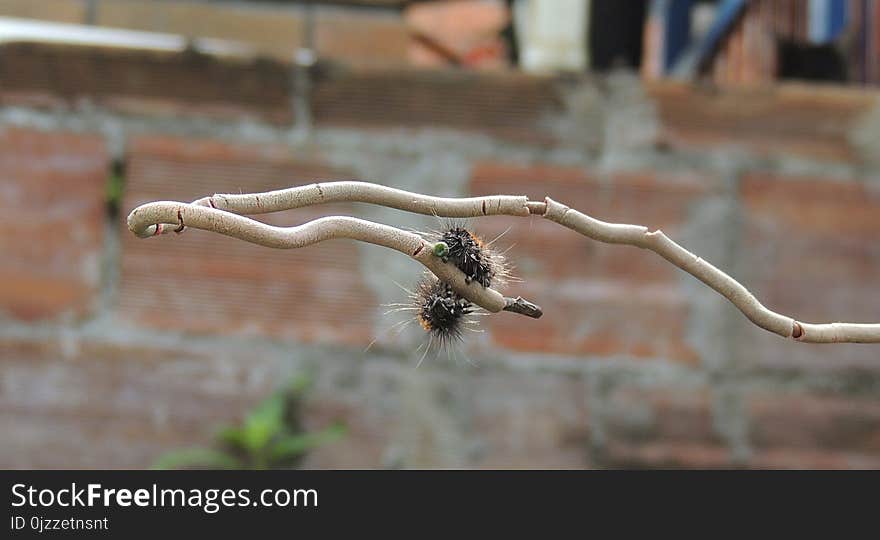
[438,226,496,287]
[415,277,474,346]
[412,223,510,350]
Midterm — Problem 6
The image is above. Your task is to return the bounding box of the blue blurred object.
[658,0,696,73]
[647,0,748,78]
[808,0,848,45]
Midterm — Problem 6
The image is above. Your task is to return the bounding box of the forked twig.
[128,181,880,344]
[127,201,536,318]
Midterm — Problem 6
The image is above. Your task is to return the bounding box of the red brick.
[0,43,294,124]
[0,127,107,321]
[96,0,306,61]
[0,337,277,468]
[602,385,733,468]
[300,399,394,468]
[314,7,409,68]
[300,361,403,468]
[467,371,591,468]
[0,334,374,469]
[468,163,709,362]
[311,69,564,145]
[737,173,880,371]
[747,391,880,469]
[0,0,86,23]
[303,366,592,468]
[119,136,376,346]
[648,81,876,163]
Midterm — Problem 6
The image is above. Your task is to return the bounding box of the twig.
[189,180,531,217]
[128,182,880,344]
[127,201,538,318]
[539,198,880,344]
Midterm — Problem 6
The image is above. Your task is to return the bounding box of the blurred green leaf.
[286,373,311,396]
[269,423,347,463]
[241,393,285,452]
[216,426,247,451]
[105,170,125,209]
[152,376,345,470]
[152,448,243,470]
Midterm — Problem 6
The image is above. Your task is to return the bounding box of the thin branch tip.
[503,296,543,319]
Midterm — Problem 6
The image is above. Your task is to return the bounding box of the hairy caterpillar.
[414,275,475,347]
[437,225,498,287]
[373,221,513,365]
[425,221,512,289]
[409,222,512,361]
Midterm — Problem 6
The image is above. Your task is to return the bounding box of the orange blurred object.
[405,0,510,69]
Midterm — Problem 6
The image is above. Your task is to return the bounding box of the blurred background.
[1,0,879,469]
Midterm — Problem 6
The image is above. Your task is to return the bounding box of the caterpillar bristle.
[414,275,473,347]
[398,221,517,364]
[423,219,512,289]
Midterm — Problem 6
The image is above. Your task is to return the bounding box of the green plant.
[106,162,125,215]
[153,376,345,470]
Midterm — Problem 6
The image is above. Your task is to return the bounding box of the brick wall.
[0,0,503,68]
[1,40,880,469]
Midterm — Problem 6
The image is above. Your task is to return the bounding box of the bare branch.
[538,197,880,344]
[190,181,531,217]
[128,182,880,344]
[127,201,541,319]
